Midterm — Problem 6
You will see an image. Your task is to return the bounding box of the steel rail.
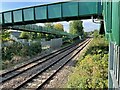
[1,40,80,83]
[13,39,90,90]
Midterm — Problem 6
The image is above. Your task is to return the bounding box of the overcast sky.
[1,1,100,32]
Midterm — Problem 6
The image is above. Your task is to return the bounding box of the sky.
[1,1,100,32]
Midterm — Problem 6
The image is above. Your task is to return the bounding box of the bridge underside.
[0,2,102,27]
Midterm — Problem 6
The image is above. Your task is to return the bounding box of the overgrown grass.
[66,36,109,89]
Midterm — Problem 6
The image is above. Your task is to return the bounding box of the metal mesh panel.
[0,13,2,24]
[23,8,34,21]
[48,4,61,18]
[62,2,78,17]
[13,10,22,22]
[4,12,12,23]
[35,6,47,20]
[79,2,97,15]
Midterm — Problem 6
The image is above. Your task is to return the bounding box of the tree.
[45,34,55,41]
[84,32,88,38]
[29,32,38,40]
[37,33,42,39]
[20,32,43,40]
[19,32,29,39]
[44,23,54,29]
[0,30,10,42]
[69,20,84,36]
[93,30,99,38]
[54,23,64,31]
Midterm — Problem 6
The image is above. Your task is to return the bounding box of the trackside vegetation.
[2,42,42,70]
[66,31,109,88]
[0,29,75,70]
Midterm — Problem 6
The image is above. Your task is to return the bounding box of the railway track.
[0,40,79,83]
[1,38,91,90]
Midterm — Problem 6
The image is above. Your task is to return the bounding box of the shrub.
[67,36,108,89]
[2,41,42,69]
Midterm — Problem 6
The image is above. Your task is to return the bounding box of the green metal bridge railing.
[8,24,79,39]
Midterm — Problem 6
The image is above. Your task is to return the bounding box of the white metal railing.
[109,42,120,89]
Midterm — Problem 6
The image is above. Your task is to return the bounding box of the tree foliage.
[29,32,38,40]
[44,23,64,40]
[19,32,43,40]
[93,30,99,38]
[45,34,55,41]
[0,30,10,42]
[19,32,29,39]
[69,20,84,36]
[54,23,64,31]
[84,32,88,38]
[44,23,54,29]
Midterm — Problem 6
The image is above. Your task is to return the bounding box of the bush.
[2,42,23,60]
[2,41,42,69]
[67,36,108,89]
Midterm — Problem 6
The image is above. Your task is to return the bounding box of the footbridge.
[0,2,102,27]
[7,24,78,37]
